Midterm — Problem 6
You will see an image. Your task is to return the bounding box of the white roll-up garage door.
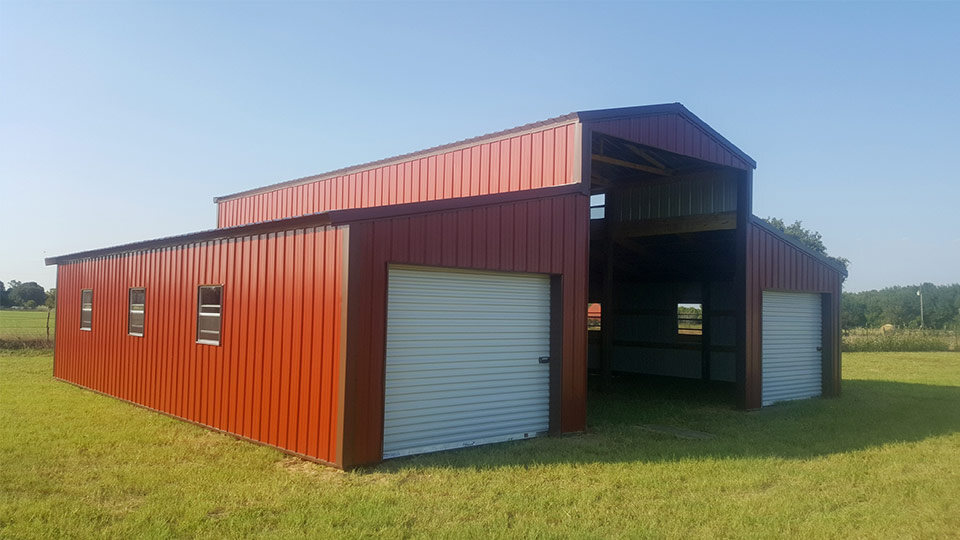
[383,265,551,459]
[762,291,823,406]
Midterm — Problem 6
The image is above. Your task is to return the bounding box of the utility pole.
[917,287,924,329]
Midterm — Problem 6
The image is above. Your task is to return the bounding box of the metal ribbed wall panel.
[342,191,589,467]
[611,175,738,222]
[383,266,550,458]
[745,221,843,409]
[761,292,823,405]
[217,124,579,228]
[586,114,754,170]
[53,225,346,465]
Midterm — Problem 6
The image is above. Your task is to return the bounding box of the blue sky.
[1,1,957,292]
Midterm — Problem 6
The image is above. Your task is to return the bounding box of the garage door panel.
[385,418,549,452]
[762,291,823,406]
[387,362,545,379]
[384,401,550,426]
[385,372,548,394]
[385,381,549,406]
[383,265,551,459]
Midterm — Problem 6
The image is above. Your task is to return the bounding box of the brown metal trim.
[53,377,343,470]
[213,116,581,203]
[579,125,593,195]
[821,292,839,398]
[334,226,350,467]
[339,225,363,469]
[548,275,563,435]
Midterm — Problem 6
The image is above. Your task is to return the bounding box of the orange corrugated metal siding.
[53,226,345,465]
[744,222,842,408]
[341,192,589,467]
[216,124,578,228]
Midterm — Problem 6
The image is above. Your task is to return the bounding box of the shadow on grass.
[371,374,960,472]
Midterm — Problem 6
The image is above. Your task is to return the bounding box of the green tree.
[7,281,46,308]
[45,288,57,309]
[0,280,6,307]
[762,217,849,275]
[842,283,960,329]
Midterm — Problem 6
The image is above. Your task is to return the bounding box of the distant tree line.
[842,284,960,330]
[0,280,56,309]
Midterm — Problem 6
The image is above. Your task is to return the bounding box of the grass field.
[2,351,958,538]
[843,327,958,352]
[0,309,55,339]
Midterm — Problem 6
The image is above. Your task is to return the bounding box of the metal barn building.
[47,104,846,468]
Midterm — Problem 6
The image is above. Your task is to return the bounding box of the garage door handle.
[539,356,551,364]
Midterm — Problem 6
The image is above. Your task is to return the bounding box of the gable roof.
[213,103,754,203]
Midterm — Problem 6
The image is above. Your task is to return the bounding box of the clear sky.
[1,1,957,293]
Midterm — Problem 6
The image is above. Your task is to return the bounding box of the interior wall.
[594,280,735,382]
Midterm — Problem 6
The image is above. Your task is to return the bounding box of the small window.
[197,285,222,345]
[128,288,145,336]
[678,303,703,336]
[80,289,93,330]
[590,193,606,220]
[588,303,602,331]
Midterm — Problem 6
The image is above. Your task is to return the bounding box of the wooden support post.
[701,281,711,381]
[600,230,615,391]
[599,189,619,392]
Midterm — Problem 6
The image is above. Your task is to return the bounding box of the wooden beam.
[625,144,668,170]
[592,154,672,176]
[613,340,736,353]
[614,212,737,238]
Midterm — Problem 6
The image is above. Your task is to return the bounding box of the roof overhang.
[213,103,754,203]
[47,184,584,266]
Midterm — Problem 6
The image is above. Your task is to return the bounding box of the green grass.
[2,352,958,538]
[0,309,55,344]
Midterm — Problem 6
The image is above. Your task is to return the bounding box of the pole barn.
[47,104,846,468]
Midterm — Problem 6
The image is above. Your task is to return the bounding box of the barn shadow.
[369,375,960,472]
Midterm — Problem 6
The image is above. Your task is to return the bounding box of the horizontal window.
[197,285,222,345]
[80,289,93,331]
[129,288,145,336]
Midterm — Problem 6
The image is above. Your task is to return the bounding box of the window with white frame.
[128,288,145,336]
[80,289,93,330]
[196,285,222,345]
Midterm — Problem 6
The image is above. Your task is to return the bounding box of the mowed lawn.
[0,310,55,339]
[2,351,958,538]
